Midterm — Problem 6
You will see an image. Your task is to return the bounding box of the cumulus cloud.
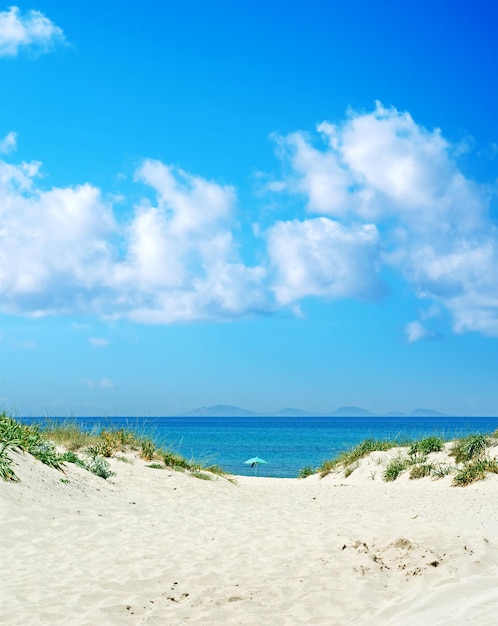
[271,102,498,335]
[0,158,116,316]
[0,6,65,57]
[0,131,17,154]
[267,218,382,305]
[0,103,496,335]
[111,160,268,322]
[0,154,267,323]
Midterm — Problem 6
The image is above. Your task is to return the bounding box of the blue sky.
[0,1,497,416]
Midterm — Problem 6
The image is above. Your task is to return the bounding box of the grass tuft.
[319,438,397,478]
[450,433,490,464]
[409,436,444,456]
[409,463,434,479]
[139,438,156,461]
[298,465,315,479]
[383,457,410,482]
[452,457,498,486]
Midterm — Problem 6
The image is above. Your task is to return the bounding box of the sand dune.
[1,447,497,625]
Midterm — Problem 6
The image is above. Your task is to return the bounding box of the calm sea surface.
[23,414,498,478]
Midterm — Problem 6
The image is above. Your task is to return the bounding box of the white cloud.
[405,321,438,344]
[0,6,65,57]
[267,218,381,305]
[0,132,17,154]
[81,378,115,389]
[89,337,109,348]
[0,154,267,323]
[0,159,116,315]
[111,160,268,322]
[0,103,496,336]
[271,102,498,335]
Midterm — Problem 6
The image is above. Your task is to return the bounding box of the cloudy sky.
[0,1,497,416]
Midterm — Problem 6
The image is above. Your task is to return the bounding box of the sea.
[23,414,498,478]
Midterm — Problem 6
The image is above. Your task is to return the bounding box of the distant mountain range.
[178,404,447,417]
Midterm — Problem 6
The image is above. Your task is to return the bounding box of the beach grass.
[0,411,226,483]
[2,411,497,486]
[452,457,498,486]
[314,431,498,485]
[318,438,398,478]
[449,432,490,464]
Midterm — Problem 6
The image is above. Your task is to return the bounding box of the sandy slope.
[1,447,497,625]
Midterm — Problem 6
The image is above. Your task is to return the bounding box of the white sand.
[1,447,498,625]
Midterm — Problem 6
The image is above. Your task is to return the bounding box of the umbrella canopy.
[244,456,268,465]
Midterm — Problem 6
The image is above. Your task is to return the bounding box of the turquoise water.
[24,414,498,478]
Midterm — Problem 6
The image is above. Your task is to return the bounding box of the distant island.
[178,405,448,417]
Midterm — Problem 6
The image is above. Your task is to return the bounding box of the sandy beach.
[1,447,498,625]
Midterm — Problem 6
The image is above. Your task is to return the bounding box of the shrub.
[344,461,359,478]
[383,457,409,482]
[318,459,339,478]
[0,442,19,481]
[409,463,434,479]
[298,465,315,479]
[140,438,156,461]
[409,436,444,456]
[191,471,212,481]
[84,451,115,479]
[30,441,64,471]
[42,419,93,452]
[450,433,490,464]
[60,451,87,469]
[319,438,397,478]
[453,457,498,486]
[162,451,200,471]
[431,464,455,479]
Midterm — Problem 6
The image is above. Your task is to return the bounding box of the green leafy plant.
[450,433,490,464]
[298,465,315,479]
[409,436,444,456]
[0,442,19,481]
[162,451,201,471]
[431,464,455,479]
[30,441,64,471]
[383,457,409,482]
[409,463,434,479]
[191,471,212,481]
[344,461,359,478]
[140,438,156,461]
[84,449,115,479]
[319,438,397,478]
[453,457,498,486]
[60,451,88,469]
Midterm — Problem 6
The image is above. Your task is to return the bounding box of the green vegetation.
[409,463,435,479]
[319,438,398,477]
[298,465,316,479]
[409,436,444,456]
[453,458,498,486]
[0,411,227,483]
[0,441,18,481]
[0,411,65,480]
[450,433,490,464]
[383,457,410,481]
[316,431,498,485]
[140,438,156,461]
[2,410,496,487]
